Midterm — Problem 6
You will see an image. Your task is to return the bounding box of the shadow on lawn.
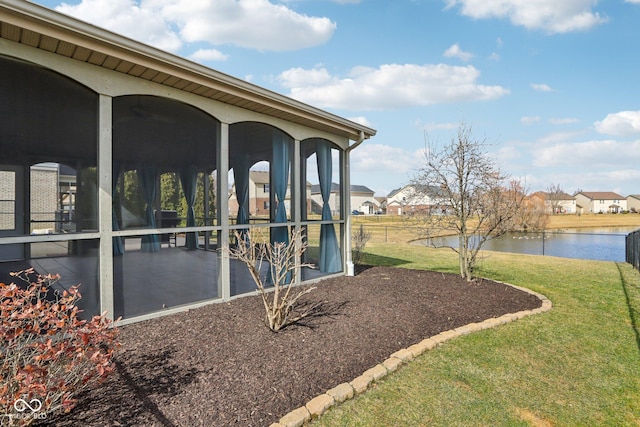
[39,346,200,427]
[360,252,410,268]
[617,262,640,356]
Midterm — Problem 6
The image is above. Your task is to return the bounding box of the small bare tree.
[352,224,372,268]
[546,183,565,214]
[227,228,319,332]
[411,123,525,280]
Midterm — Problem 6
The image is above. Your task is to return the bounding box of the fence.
[626,229,640,270]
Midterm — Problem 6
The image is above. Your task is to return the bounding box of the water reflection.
[424,227,640,262]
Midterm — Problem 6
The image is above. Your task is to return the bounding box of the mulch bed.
[40,266,542,427]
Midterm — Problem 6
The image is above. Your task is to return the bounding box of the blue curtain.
[232,153,251,244]
[232,154,250,226]
[139,164,160,252]
[112,162,124,255]
[271,133,290,246]
[317,141,342,272]
[180,165,199,250]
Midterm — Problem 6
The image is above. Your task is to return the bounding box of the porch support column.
[343,147,352,275]
[292,138,301,284]
[217,122,230,301]
[344,131,365,276]
[98,94,114,318]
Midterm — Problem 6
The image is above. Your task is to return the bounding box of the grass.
[350,213,640,245]
[311,242,640,426]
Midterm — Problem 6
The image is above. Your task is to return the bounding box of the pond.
[421,226,640,262]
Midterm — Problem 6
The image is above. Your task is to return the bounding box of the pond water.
[422,226,640,262]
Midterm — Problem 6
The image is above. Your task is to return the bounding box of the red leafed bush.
[0,269,120,425]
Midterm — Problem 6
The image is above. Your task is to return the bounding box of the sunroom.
[0,1,375,323]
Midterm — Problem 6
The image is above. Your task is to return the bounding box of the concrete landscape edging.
[270,282,552,427]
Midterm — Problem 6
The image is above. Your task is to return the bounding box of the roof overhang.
[0,0,376,142]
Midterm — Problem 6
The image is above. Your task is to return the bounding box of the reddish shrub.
[0,269,120,425]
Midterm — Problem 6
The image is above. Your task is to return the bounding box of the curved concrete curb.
[270,283,552,427]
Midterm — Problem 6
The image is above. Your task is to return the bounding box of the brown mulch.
[41,266,542,427]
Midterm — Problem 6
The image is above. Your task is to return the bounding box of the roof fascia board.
[1,1,375,141]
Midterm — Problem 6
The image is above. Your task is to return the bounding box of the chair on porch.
[156,210,179,247]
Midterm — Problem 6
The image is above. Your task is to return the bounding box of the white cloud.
[532,139,640,168]
[444,0,608,33]
[594,111,640,136]
[347,116,374,128]
[351,143,423,176]
[157,0,335,51]
[521,116,541,125]
[536,130,584,144]
[188,49,229,62]
[57,0,183,52]
[278,64,509,110]
[531,83,553,92]
[421,122,458,132]
[443,43,474,62]
[56,0,335,52]
[625,0,640,3]
[494,145,522,163]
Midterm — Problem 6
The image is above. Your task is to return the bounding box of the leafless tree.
[227,228,319,331]
[518,189,549,231]
[546,183,565,214]
[352,224,372,267]
[411,123,525,280]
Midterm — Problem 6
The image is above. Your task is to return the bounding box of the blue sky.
[31,0,640,197]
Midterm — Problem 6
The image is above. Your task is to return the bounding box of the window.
[263,184,269,193]
[263,201,269,210]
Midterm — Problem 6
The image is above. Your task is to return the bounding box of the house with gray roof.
[627,195,640,213]
[310,183,379,215]
[575,191,627,214]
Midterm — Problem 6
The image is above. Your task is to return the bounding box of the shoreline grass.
[351,213,640,245]
[311,243,640,426]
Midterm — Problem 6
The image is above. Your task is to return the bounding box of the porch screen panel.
[180,164,199,249]
[139,164,160,252]
[112,162,124,255]
[271,133,290,246]
[317,141,341,273]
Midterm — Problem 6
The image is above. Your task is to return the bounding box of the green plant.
[1,269,120,426]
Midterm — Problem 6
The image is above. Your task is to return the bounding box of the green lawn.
[312,242,640,426]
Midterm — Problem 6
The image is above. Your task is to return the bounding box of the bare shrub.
[352,224,372,267]
[0,269,120,425]
[227,228,319,332]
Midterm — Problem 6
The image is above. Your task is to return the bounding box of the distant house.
[350,185,380,214]
[310,183,379,215]
[228,170,311,219]
[386,185,445,215]
[529,191,576,214]
[627,195,640,213]
[575,191,627,214]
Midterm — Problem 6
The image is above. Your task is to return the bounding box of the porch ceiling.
[0,0,376,142]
